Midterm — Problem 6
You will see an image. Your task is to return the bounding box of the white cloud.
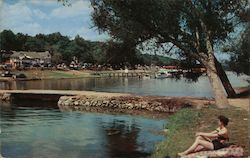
[14,23,50,35]
[0,1,50,35]
[0,1,49,28]
[29,0,57,6]
[0,1,33,26]
[0,0,3,7]
[0,0,107,41]
[33,9,49,19]
[51,0,91,18]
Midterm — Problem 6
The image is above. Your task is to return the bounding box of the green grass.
[151,106,250,158]
[13,70,93,79]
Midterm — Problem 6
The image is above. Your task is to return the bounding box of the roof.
[10,51,51,59]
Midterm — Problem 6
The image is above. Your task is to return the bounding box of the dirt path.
[229,98,250,111]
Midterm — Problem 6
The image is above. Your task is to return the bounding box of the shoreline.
[0,89,214,118]
[1,89,248,114]
[0,69,151,81]
[151,106,250,158]
[58,95,212,118]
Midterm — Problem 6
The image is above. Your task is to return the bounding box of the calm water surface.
[0,71,249,157]
[0,103,166,158]
[0,72,249,97]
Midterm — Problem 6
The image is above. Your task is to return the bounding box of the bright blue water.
[0,105,166,158]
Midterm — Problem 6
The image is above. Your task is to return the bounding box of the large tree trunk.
[201,24,229,108]
[214,57,237,98]
[206,61,229,108]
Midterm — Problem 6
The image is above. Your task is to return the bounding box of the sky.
[0,0,108,41]
[0,0,240,60]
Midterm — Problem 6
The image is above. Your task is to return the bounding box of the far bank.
[0,69,152,81]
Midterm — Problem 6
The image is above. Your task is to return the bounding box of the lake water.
[0,71,249,157]
[0,72,249,97]
[0,103,165,158]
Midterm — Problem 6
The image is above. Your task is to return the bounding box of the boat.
[155,69,172,79]
[142,74,151,79]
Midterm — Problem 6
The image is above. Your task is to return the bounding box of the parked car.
[1,71,14,77]
[0,64,6,70]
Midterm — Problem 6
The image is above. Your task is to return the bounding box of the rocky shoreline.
[0,89,215,117]
[58,95,213,117]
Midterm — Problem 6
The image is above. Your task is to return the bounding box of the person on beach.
[178,115,230,157]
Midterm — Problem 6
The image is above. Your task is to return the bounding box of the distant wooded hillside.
[0,30,177,66]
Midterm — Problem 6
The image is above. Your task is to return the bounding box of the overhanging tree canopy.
[91,0,249,108]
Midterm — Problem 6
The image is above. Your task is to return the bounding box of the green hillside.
[139,54,178,66]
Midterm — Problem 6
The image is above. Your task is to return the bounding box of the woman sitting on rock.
[178,115,230,156]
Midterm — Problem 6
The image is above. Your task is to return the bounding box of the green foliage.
[166,108,199,134]
[91,0,248,66]
[152,106,250,158]
[152,108,199,158]
[16,73,27,78]
[228,24,250,75]
[101,40,139,66]
[0,30,176,66]
[0,30,18,51]
[24,37,46,51]
[0,30,103,64]
[138,54,177,66]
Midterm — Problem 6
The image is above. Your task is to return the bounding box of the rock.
[91,101,97,106]
[141,102,147,108]
[85,101,90,106]
[74,101,79,106]
[2,93,11,101]
[57,95,199,115]
[58,100,62,105]
[96,101,102,106]
[126,103,133,109]
[155,107,160,111]
[163,129,169,134]
[103,100,109,104]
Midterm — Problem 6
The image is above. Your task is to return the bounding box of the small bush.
[16,73,27,78]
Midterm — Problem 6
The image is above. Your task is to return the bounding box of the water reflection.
[0,72,248,97]
[101,119,150,158]
[0,105,165,158]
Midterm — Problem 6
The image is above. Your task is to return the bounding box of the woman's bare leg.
[194,136,210,152]
[178,139,213,156]
[194,145,204,152]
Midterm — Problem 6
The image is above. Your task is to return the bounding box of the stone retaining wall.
[58,95,202,114]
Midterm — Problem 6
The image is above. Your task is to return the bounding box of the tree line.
[0,30,176,67]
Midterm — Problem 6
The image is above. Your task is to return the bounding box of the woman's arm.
[196,132,218,138]
[210,128,219,134]
[196,129,227,138]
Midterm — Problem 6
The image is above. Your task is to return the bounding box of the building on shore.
[0,50,51,69]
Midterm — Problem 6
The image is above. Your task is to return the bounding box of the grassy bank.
[151,106,250,158]
[12,70,94,79]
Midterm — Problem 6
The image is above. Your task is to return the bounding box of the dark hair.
[218,115,229,126]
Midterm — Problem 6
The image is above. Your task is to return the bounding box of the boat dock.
[93,70,152,77]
